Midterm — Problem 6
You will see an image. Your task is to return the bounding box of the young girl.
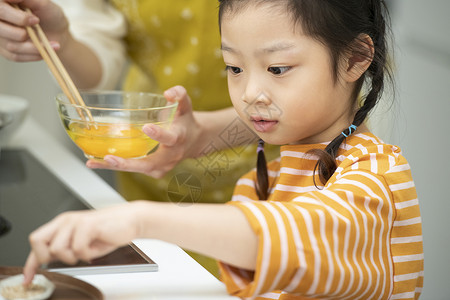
[24,0,423,299]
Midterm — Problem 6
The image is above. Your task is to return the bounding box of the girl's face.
[221,4,357,145]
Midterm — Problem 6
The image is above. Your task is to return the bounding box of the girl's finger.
[85,158,113,170]
[23,252,40,285]
[101,155,155,175]
[142,123,178,146]
[71,213,101,262]
[87,154,170,178]
[163,85,192,115]
[27,236,53,270]
[47,223,78,265]
[27,213,72,265]
[87,155,148,173]
[85,241,117,259]
[74,236,117,262]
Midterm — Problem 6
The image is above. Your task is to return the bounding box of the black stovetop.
[0,149,90,266]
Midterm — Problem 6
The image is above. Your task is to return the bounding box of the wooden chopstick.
[14,5,95,124]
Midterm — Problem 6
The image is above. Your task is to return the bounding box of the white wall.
[0,58,71,147]
[371,1,450,299]
[0,59,7,92]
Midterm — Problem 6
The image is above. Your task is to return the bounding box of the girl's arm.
[139,202,258,269]
[23,201,258,284]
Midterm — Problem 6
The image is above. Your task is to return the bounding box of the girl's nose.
[242,77,271,105]
[253,92,271,105]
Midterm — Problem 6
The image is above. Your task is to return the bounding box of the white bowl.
[0,274,55,300]
[0,94,29,149]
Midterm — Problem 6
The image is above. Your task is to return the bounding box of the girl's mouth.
[251,117,278,133]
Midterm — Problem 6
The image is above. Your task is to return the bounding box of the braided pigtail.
[255,139,269,200]
[310,0,393,186]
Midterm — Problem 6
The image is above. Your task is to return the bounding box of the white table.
[7,117,238,300]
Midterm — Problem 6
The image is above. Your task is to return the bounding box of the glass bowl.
[56,91,178,160]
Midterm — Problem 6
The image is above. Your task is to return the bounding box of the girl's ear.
[343,34,374,82]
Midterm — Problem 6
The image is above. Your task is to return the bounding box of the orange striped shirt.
[219,133,423,300]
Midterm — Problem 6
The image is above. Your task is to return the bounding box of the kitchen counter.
[6,116,238,300]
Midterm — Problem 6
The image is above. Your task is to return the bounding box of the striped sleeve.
[386,160,423,299]
[220,170,394,299]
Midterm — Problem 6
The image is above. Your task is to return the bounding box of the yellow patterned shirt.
[111,0,227,110]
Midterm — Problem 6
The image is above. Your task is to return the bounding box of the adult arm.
[54,0,127,89]
[0,0,126,89]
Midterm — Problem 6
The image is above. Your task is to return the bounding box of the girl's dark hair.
[255,139,269,200]
[219,0,393,199]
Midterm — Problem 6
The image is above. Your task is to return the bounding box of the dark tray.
[0,266,103,300]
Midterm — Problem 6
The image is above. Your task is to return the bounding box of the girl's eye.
[225,65,243,75]
[268,66,291,75]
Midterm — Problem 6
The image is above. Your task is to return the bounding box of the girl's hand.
[23,203,142,285]
[86,85,204,178]
[0,0,69,62]
[23,200,258,286]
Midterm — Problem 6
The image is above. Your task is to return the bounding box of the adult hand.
[0,0,69,62]
[23,202,142,285]
[86,85,205,179]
